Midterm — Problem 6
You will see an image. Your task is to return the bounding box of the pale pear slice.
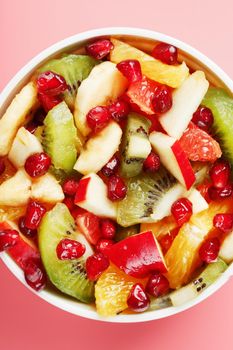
[74,61,128,136]
[0,82,38,156]
[31,173,64,203]
[0,169,31,206]
[8,127,43,168]
[74,122,122,175]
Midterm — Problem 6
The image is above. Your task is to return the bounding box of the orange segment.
[141,215,177,239]
[0,158,16,185]
[110,38,189,88]
[0,205,26,222]
[165,199,233,289]
[95,264,146,316]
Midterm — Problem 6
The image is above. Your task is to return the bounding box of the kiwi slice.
[43,101,78,173]
[38,54,99,109]
[115,225,140,242]
[38,203,95,303]
[149,295,172,310]
[117,167,182,227]
[170,258,227,306]
[202,87,233,166]
[120,113,151,178]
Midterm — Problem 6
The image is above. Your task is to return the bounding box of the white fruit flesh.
[170,284,197,306]
[149,132,192,188]
[31,173,64,203]
[75,173,116,219]
[0,169,31,206]
[8,127,43,168]
[186,189,208,214]
[219,231,233,263]
[74,121,122,175]
[150,183,186,221]
[0,82,37,156]
[127,134,151,159]
[74,61,128,136]
[159,71,209,139]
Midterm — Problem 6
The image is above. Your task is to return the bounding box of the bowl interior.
[1,28,233,322]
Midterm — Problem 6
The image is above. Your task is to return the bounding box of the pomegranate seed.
[26,122,38,134]
[213,213,233,233]
[18,217,37,238]
[192,106,214,132]
[0,229,19,252]
[25,152,51,178]
[0,158,6,176]
[101,155,120,177]
[107,175,127,201]
[171,198,193,226]
[146,272,170,297]
[116,59,142,83]
[86,252,110,281]
[62,179,79,196]
[108,100,130,122]
[152,42,178,65]
[63,197,75,211]
[37,71,67,96]
[24,201,46,230]
[86,106,111,133]
[24,258,46,291]
[199,237,220,263]
[38,93,61,112]
[209,161,231,189]
[151,85,172,114]
[86,39,113,60]
[33,107,46,125]
[56,238,86,260]
[143,152,160,172]
[159,228,179,254]
[127,283,150,312]
[100,219,116,239]
[71,206,85,219]
[96,238,114,254]
[208,183,233,200]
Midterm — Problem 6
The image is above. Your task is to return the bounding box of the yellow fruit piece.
[95,264,145,316]
[165,199,233,289]
[0,159,16,185]
[110,38,189,88]
[141,215,177,239]
[0,205,26,222]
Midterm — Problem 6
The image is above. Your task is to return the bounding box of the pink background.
[1,0,233,349]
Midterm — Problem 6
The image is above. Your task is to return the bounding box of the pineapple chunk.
[31,173,64,203]
[0,82,37,156]
[0,169,31,206]
[8,127,43,168]
[74,61,128,136]
[74,122,122,175]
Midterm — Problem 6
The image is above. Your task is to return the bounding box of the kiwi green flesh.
[117,167,177,227]
[43,101,78,173]
[202,87,233,168]
[38,203,94,303]
[170,259,227,306]
[38,54,99,109]
[120,113,151,178]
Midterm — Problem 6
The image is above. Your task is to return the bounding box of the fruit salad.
[1,37,233,317]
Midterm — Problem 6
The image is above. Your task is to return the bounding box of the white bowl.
[1,27,233,323]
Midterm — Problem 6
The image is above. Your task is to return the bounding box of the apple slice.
[8,127,43,168]
[186,188,208,214]
[75,208,101,245]
[74,173,116,219]
[149,131,195,190]
[31,173,64,203]
[74,121,122,175]
[159,71,209,139]
[106,230,167,278]
[74,61,128,136]
[0,169,31,206]
[0,221,39,270]
[0,82,37,156]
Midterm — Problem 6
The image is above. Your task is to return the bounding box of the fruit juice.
[0,36,233,317]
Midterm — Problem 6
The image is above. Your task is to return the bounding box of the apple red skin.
[76,210,101,245]
[74,177,90,203]
[106,231,167,278]
[0,222,40,270]
[171,140,196,190]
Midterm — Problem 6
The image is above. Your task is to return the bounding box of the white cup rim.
[1,27,233,323]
